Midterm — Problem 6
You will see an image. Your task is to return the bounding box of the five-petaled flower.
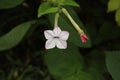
[80,33,88,43]
[44,26,69,49]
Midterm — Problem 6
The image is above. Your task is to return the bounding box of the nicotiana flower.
[44,26,69,49]
[80,33,88,43]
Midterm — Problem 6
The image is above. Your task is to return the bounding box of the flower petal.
[45,39,55,49]
[44,30,54,39]
[56,39,67,49]
[81,36,86,43]
[80,34,88,43]
[59,31,69,40]
[53,26,61,36]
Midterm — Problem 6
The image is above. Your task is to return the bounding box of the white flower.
[44,26,69,49]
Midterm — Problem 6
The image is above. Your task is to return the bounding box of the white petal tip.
[58,47,67,49]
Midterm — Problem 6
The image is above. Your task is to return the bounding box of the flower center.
[54,36,59,38]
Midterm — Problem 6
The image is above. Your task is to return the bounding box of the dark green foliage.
[106,51,120,80]
[0,0,120,80]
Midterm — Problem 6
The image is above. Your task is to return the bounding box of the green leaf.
[59,0,79,7]
[99,22,120,40]
[107,0,120,12]
[115,8,120,26]
[38,2,58,18]
[88,50,106,72]
[43,43,85,79]
[0,0,24,9]
[0,20,36,51]
[62,50,105,80]
[106,51,120,80]
[86,50,106,80]
[44,45,105,80]
[48,7,91,47]
[62,71,93,80]
[62,50,106,80]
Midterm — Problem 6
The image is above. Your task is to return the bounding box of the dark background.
[0,0,119,80]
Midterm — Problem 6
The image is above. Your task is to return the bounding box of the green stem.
[54,13,59,27]
[62,8,84,34]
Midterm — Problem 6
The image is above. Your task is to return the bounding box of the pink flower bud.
[80,34,88,43]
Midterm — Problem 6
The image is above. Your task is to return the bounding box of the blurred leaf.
[86,50,106,80]
[86,25,103,45]
[43,46,104,80]
[22,77,31,80]
[59,50,105,80]
[115,8,120,26]
[107,0,120,12]
[0,70,5,80]
[48,7,91,48]
[59,0,79,7]
[43,43,85,79]
[38,2,58,18]
[0,20,36,51]
[106,51,120,80]
[18,65,33,80]
[0,0,24,9]
[88,50,106,71]
[61,71,93,80]
[100,0,108,4]
[99,22,120,40]
[7,69,19,80]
